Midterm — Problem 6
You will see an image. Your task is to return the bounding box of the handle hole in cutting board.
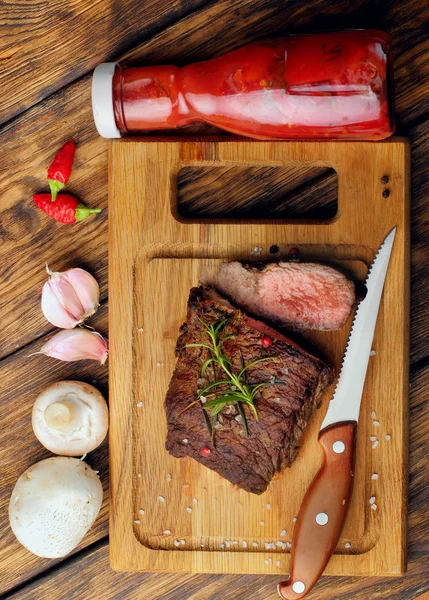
[177,164,338,221]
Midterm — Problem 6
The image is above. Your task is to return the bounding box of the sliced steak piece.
[165,286,334,494]
[209,261,356,331]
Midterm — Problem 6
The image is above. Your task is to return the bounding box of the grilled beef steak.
[209,261,356,331]
[165,286,334,494]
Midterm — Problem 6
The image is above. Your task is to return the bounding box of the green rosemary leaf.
[218,354,233,365]
[186,343,214,351]
[250,382,270,397]
[238,356,275,378]
[198,380,230,397]
[201,357,216,377]
[196,316,210,329]
[210,403,227,416]
[204,395,241,409]
[214,318,230,335]
[218,334,234,347]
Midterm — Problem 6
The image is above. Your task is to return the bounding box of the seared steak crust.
[165,286,334,494]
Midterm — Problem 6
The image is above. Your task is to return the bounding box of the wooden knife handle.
[278,422,357,599]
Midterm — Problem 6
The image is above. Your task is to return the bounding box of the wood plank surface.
[0,0,428,597]
[0,0,207,125]
[109,139,409,576]
[5,361,429,599]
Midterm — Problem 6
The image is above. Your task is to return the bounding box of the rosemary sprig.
[187,317,274,421]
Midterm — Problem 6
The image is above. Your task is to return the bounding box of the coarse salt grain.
[138,473,142,478]
[372,473,379,480]
[342,499,346,505]
[134,519,140,524]
[281,542,287,550]
[225,541,232,548]
[373,420,380,426]
[242,541,248,548]
[369,496,376,505]
[193,498,197,504]
[137,402,143,408]
[180,539,185,545]
[265,542,276,550]
[174,540,181,547]
[156,362,162,367]
[265,558,272,564]
[200,544,205,548]
[345,542,351,549]
[292,517,297,523]
[235,414,243,422]
[371,411,377,419]
[276,560,281,567]
[370,436,377,441]
[372,440,379,449]
[158,496,165,502]
[200,396,207,404]
[163,529,171,535]
[167,473,172,481]
[280,530,286,537]
[286,542,292,548]
[266,503,271,510]
[370,350,376,356]
[186,507,192,513]
[371,504,378,511]
[138,328,144,333]
[139,509,145,515]
[276,541,283,548]
[182,439,188,444]
[260,521,265,526]
[252,542,259,547]
[273,397,281,403]
[386,434,391,440]
[220,544,225,549]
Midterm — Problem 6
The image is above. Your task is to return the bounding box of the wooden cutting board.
[108,138,409,577]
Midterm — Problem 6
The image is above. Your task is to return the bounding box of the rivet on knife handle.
[278,422,357,599]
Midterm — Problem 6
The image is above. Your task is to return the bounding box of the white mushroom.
[32,381,108,456]
[9,457,103,558]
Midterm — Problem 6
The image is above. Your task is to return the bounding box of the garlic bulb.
[41,265,100,328]
[38,329,108,364]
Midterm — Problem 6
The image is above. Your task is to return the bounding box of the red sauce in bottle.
[109,30,394,140]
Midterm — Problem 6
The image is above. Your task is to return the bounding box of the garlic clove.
[63,268,99,318]
[41,280,81,329]
[41,265,100,329]
[38,330,108,364]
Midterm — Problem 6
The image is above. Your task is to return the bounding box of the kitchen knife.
[278,228,396,600]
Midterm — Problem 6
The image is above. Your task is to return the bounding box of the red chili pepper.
[47,139,76,201]
[33,193,101,224]
[201,447,211,458]
[261,337,272,347]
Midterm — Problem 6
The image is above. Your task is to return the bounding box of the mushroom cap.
[32,381,108,456]
[9,457,103,558]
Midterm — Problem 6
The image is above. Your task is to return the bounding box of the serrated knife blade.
[320,227,396,430]
[278,228,396,600]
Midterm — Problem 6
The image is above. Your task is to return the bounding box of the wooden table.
[0,1,428,599]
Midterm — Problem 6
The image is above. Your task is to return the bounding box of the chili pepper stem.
[75,205,102,223]
[48,179,66,202]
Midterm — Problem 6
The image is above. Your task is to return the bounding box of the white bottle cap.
[92,63,121,139]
